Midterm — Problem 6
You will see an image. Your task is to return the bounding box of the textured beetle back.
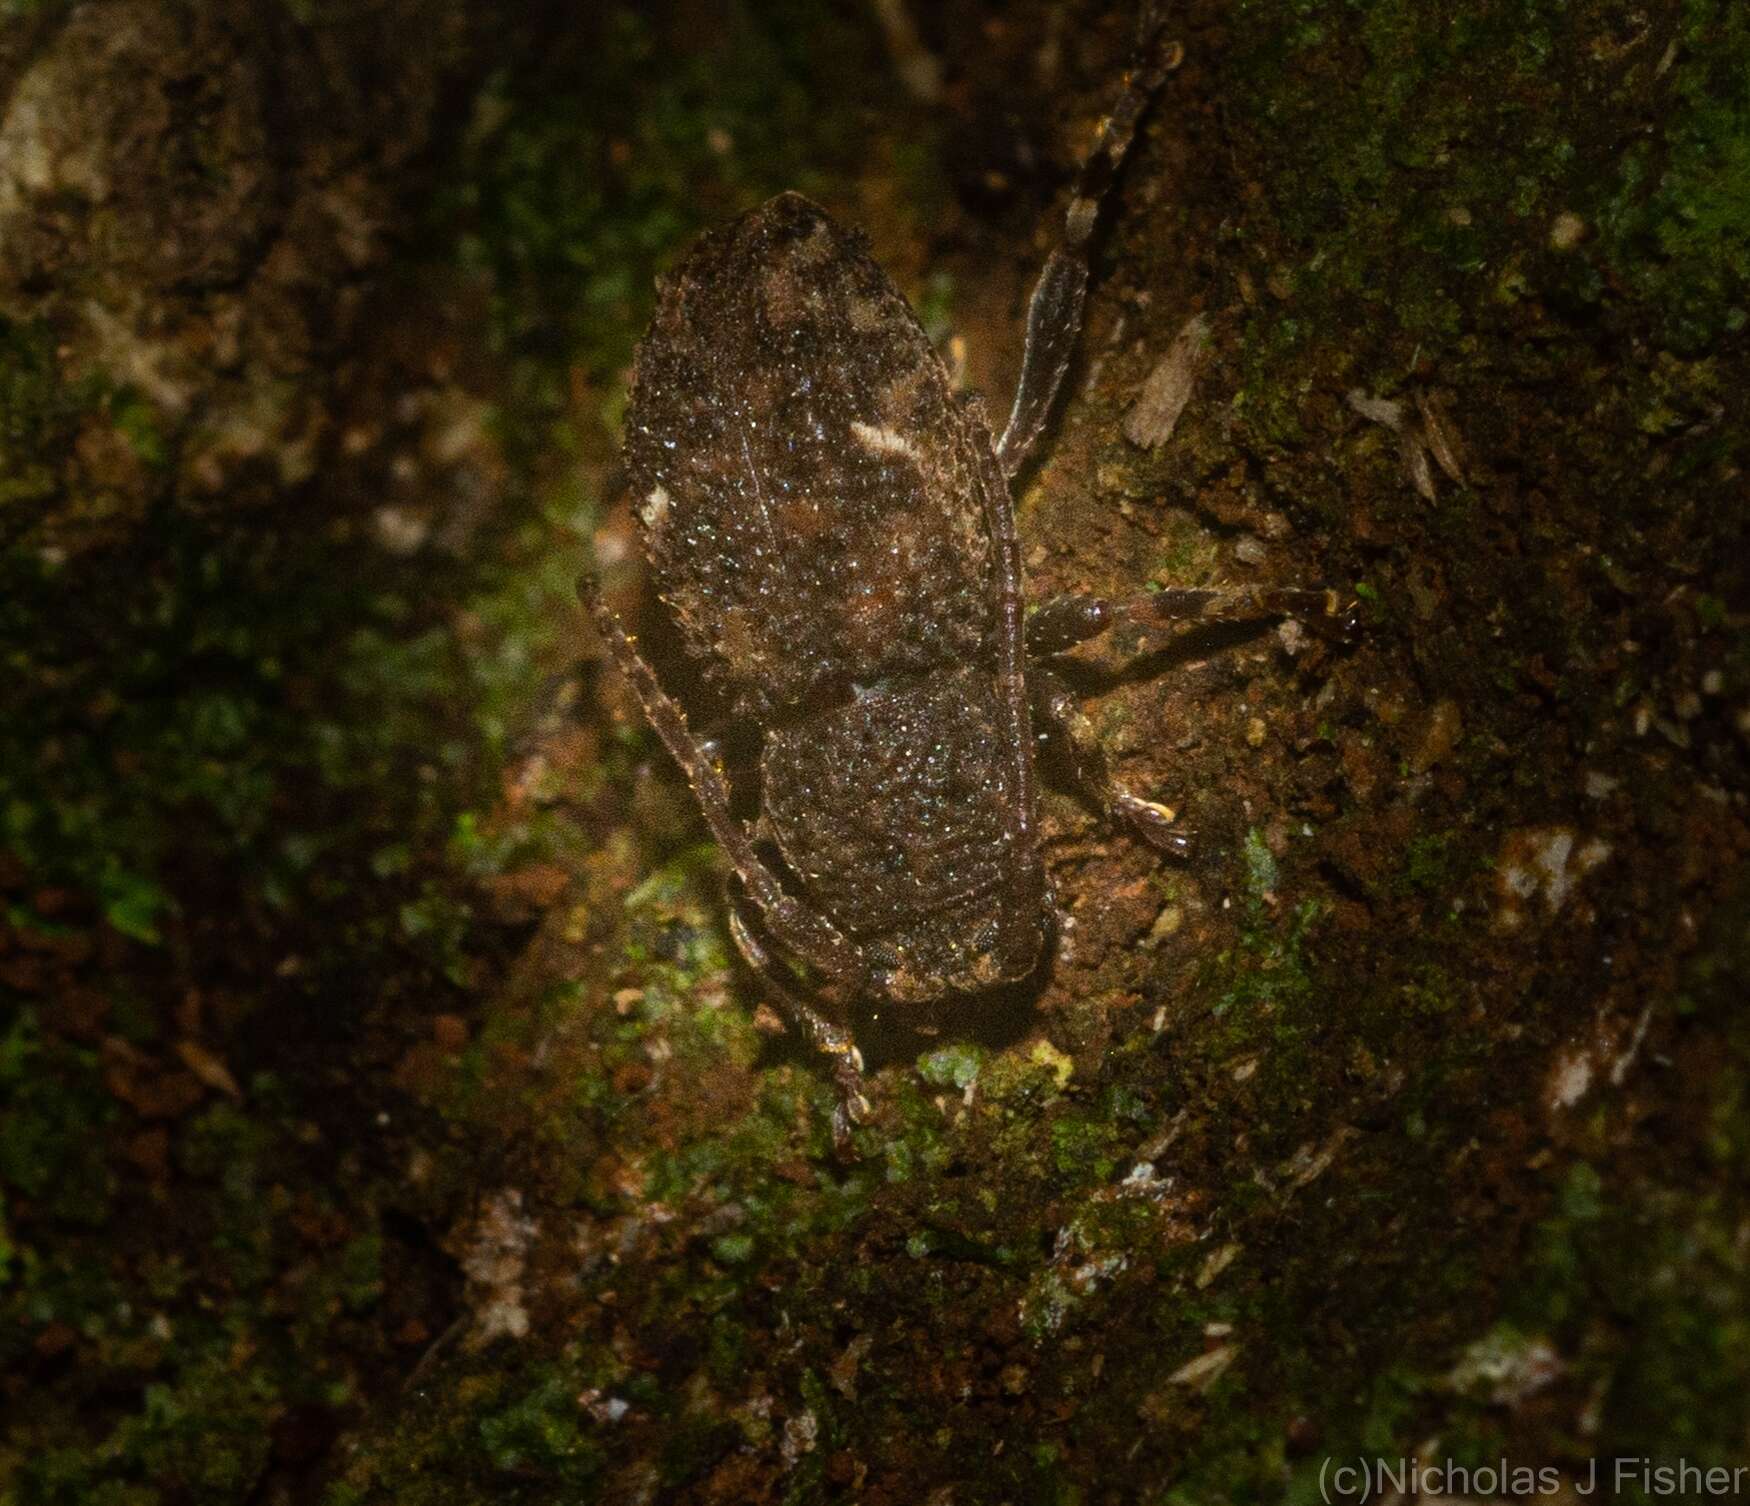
[626,193,995,719]
[760,667,1044,999]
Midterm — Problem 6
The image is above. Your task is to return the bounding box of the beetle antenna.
[994,12,1184,474]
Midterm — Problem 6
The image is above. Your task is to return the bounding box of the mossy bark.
[2,3,1746,1503]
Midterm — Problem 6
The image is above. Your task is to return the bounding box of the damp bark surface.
[2,3,1747,1503]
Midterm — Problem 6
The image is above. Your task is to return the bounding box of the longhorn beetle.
[583,9,1356,1149]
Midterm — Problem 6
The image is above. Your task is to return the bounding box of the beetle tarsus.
[1031,666,1192,860]
[1028,585,1364,650]
[726,885,874,1159]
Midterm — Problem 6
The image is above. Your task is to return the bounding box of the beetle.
[583,11,1356,1148]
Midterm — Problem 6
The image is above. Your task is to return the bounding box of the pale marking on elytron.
[639,484,672,527]
[850,419,921,461]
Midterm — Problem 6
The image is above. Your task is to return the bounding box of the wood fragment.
[1400,430,1437,502]
[1123,313,1211,448]
[868,0,942,102]
[1414,387,1467,484]
[1344,387,1405,430]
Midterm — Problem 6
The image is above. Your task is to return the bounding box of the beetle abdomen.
[627,193,995,719]
[760,667,1043,998]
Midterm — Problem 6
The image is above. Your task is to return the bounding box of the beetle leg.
[995,16,1183,476]
[582,575,874,997]
[1027,585,1361,658]
[724,883,871,1157]
[962,389,1052,958]
[1031,666,1192,858]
